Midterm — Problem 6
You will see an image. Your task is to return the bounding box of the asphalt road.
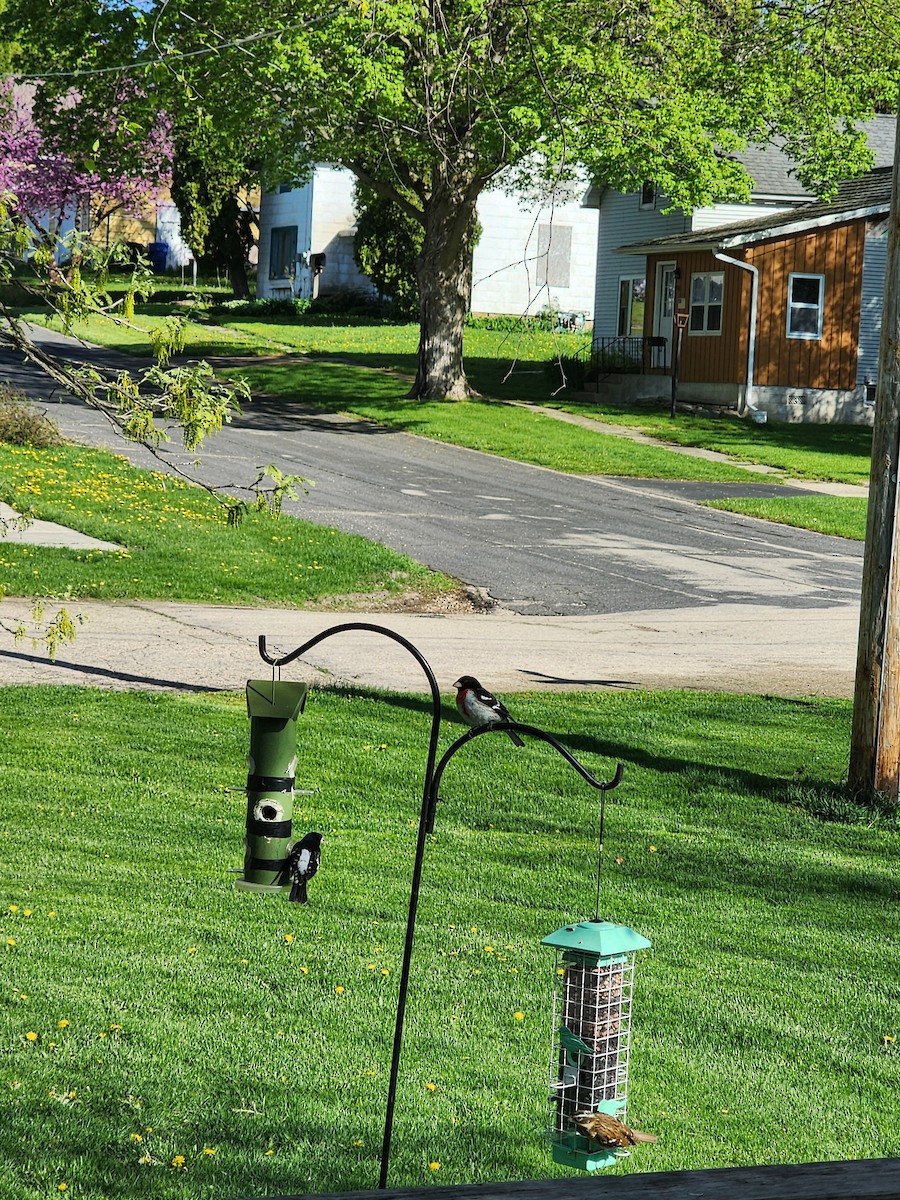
[0,328,864,618]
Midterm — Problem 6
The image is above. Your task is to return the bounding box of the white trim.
[688,270,724,336]
[786,272,825,340]
[715,251,759,413]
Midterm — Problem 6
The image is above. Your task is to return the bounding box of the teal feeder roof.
[542,919,651,957]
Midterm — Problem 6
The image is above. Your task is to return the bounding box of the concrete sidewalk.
[0,596,859,698]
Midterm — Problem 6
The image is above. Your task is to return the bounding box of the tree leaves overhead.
[3,0,898,397]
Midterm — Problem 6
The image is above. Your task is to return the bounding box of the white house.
[256,165,599,320]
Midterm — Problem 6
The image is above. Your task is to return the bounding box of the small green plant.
[0,389,64,448]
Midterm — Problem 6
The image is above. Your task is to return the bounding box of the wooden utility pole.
[849,90,900,799]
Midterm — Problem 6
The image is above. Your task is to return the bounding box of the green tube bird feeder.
[543,918,652,1171]
[237,679,308,893]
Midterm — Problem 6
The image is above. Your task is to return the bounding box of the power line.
[12,15,332,82]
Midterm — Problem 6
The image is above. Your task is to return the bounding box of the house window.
[617,277,646,336]
[537,223,572,288]
[787,273,824,339]
[269,225,298,280]
[639,182,656,210]
[689,272,724,334]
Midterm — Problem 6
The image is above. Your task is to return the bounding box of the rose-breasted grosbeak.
[573,1111,657,1148]
[286,831,323,904]
[453,676,524,747]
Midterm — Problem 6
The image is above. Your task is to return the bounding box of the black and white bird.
[286,831,323,904]
[453,675,524,747]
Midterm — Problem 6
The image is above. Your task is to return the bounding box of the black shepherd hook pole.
[258,628,623,1191]
[258,623,442,1191]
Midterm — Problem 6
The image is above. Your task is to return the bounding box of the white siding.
[308,167,378,298]
[690,202,800,231]
[258,166,597,316]
[256,185,314,298]
[594,191,689,338]
[470,179,598,318]
[858,223,889,385]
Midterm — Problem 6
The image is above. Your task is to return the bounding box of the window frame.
[688,271,724,336]
[617,275,646,337]
[268,225,298,280]
[786,272,825,340]
[639,182,656,211]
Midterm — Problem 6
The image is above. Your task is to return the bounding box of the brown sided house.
[609,167,893,424]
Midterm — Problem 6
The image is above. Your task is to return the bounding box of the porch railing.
[590,336,668,376]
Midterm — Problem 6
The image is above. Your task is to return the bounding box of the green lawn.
[1,684,897,1199]
[0,443,455,605]
[706,495,869,541]
[549,402,874,487]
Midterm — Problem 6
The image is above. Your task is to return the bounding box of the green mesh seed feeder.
[543,918,652,1170]
[237,679,308,892]
[542,761,652,1172]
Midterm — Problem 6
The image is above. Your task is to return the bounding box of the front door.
[653,262,677,368]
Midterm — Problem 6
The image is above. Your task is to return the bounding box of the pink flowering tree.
[0,83,169,247]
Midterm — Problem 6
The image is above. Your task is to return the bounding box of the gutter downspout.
[714,250,759,414]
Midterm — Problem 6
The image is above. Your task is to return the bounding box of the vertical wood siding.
[747,221,864,390]
[646,220,866,391]
[646,251,748,383]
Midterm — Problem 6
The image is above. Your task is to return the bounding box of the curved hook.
[258,622,442,1191]
[426,721,623,831]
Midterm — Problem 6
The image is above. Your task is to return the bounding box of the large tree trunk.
[411,186,477,399]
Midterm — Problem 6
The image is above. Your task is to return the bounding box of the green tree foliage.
[353,184,423,319]
[3,0,899,400]
[171,130,256,300]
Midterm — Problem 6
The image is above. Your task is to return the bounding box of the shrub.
[0,390,64,448]
[544,353,590,391]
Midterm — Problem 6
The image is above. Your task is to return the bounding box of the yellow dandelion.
[381,969,390,976]
[883,1035,896,1046]
[484,945,494,953]
[335,985,346,994]
[649,845,657,853]
[428,1161,441,1171]
[203,1147,217,1156]
[514,1011,525,1021]
[284,934,294,944]
[48,911,56,918]
[424,1082,437,1092]
[172,1154,186,1168]
[264,1148,275,1156]
[25,1031,37,1042]
[353,1139,363,1147]
[299,965,309,975]
[188,946,198,954]
[6,939,16,947]
[57,1184,68,1192]
[8,904,18,912]
[22,910,32,917]
[131,1133,143,1143]
[138,1154,151,1165]
[58,1019,70,1029]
